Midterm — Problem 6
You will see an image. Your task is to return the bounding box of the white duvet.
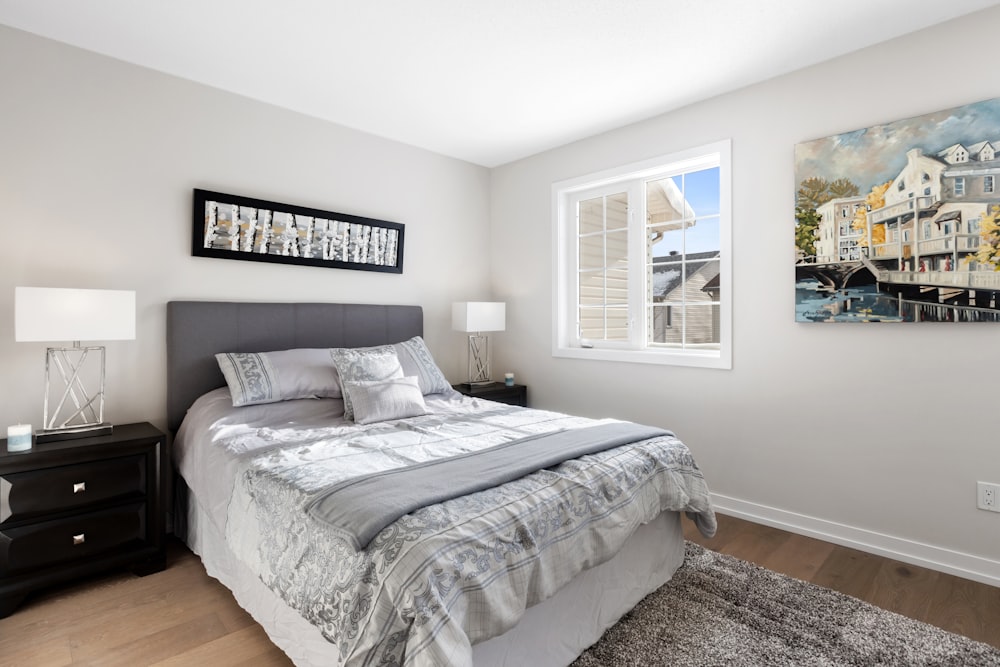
[175,388,716,666]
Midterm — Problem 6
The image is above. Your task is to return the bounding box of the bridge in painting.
[797,254,1000,309]
[794,260,872,290]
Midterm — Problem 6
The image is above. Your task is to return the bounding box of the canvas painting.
[794,98,1000,322]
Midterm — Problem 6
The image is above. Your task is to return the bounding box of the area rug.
[572,542,1000,666]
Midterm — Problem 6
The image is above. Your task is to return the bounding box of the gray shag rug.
[572,542,1000,666]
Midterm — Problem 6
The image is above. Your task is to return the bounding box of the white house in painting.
[814,196,866,263]
[869,143,1000,273]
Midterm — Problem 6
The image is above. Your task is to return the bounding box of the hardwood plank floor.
[1,514,996,665]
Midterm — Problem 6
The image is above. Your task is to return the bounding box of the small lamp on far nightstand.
[15,287,136,442]
[452,301,505,386]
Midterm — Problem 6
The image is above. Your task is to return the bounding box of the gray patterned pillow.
[393,336,452,395]
[344,376,428,425]
[216,348,341,407]
[329,345,404,421]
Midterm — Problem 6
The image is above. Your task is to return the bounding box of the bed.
[167,301,716,666]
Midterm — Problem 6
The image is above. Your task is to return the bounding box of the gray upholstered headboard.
[166,301,423,433]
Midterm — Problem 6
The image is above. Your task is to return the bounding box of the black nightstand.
[0,422,167,617]
[453,382,528,407]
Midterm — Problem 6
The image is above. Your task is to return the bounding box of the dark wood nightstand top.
[452,382,528,407]
[1,422,163,462]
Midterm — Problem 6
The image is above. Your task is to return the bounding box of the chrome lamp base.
[39,344,113,443]
[466,333,493,385]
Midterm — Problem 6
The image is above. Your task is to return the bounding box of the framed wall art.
[794,97,1000,322]
[192,189,404,274]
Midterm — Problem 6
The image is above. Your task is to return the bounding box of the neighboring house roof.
[647,177,697,229]
[702,273,721,293]
[651,250,720,298]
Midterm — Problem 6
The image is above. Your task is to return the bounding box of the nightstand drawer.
[0,455,145,525]
[0,502,145,574]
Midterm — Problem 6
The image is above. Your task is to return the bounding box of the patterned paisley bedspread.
[176,389,717,667]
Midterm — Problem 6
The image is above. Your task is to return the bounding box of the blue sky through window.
[650,166,721,256]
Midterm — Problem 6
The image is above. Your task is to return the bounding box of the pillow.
[344,376,428,425]
[329,345,404,421]
[216,348,341,407]
[393,336,452,396]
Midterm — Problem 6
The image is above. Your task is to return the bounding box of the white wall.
[0,26,493,434]
[490,7,1000,583]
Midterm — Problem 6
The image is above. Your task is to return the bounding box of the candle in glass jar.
[504,372,515,387]
[6,424,32,452]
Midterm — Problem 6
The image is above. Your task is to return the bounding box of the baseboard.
[712,493,1000,588]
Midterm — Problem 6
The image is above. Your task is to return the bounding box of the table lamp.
[452,302,505,386]
[15,287,136,442]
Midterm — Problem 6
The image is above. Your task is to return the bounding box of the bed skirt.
[181,486,685,666]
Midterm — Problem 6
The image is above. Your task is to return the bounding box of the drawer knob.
[72,533,86,546]
[73,482,86,494]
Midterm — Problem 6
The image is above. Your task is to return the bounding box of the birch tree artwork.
[194,189,404,274]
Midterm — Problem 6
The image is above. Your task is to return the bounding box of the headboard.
[166,301,423,433]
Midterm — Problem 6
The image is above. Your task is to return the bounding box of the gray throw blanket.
[307,422,670,550]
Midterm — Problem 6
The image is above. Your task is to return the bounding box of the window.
[955,177,966,196]
[553,140,731,369]
[985,175,995,194]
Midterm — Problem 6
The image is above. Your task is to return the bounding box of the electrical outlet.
[977,482,1000,512]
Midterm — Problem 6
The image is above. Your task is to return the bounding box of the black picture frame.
[192,189,405,274]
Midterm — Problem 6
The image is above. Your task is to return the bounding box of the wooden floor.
[2,514,997,666]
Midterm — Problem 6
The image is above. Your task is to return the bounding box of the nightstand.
[0,422,167,617]
[453,382,528,407]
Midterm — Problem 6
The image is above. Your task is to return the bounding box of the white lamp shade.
[452,302,505,333]
[15,287,136,342]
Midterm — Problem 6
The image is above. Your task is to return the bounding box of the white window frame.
[552,139,732,369]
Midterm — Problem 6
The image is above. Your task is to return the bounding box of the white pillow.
[344,376,428,425]
[329,345,404,421]
[216,348,341,407]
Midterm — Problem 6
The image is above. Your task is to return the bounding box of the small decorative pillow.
[216,348,341,407]
[329,345,404,421]
[344,376,428,425]
[393,336,452,396]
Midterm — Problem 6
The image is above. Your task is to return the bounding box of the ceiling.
[1,0,998,167]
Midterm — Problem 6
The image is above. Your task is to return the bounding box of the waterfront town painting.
[794,98,1000,322]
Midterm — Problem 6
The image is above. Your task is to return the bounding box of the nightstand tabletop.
[1,422,162,460]
[452,382,528,407]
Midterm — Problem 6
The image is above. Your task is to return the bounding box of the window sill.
[552,345,731,369]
